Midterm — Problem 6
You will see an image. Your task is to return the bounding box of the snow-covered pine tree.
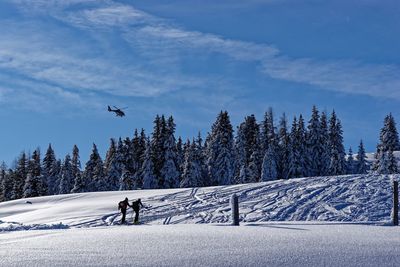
[176,136,184,173]
[380,114,400,152]
[376,148,398,175]
[207,111,235,186]
[71,145,83,193]
[355,140,368,174]
[328,111,346,175]
[260,107,277,157]
[180,142,204,188]
[290,115,308,178]
[306,106,323,177]
[84,143,106,192]
[119,167,133,191]
[43,144,57,195]
[59,154,74,194]
[375,114,400,173]
[142,138,157,189]
[151,115,167,188]
[105,139,124,191]
[234,122,247,184]
[387,149,399,174]
[12,152,27,200]
[278,113,290,179]
[247,150,260,183]
[261,144,278,181]
[104,138,117,178]
[0,162,7,202]
[376,150,389,174]
[235,115,261,183]
[122,137,136,185]
[23,149,42,198]
[346,147,355,175]
[195,132,208,186]
[161,116,180,189]
[132,129,147,189]
[238,164,248,184]
[288,116,299,178]
[319,111,331,176]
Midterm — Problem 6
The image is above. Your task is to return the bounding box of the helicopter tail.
[107,105,112,111]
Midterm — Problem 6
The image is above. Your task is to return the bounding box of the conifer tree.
[291,115,308,178]
[206,111,235,185]
[104,138,117,176]
[6,169,16,200]
[328,111,346,175]
[161,116,180,188]
[260,107,277,157]
[346,147,355,175]
[176,136,184,173]
[375,114,400,172]
[235,115,261,183]
[142,138,157,189]
[319,111,331,176]
[235,122,247,184]
[261,144,278,181]
[355,140,368,174]
[23,149,42,198]
[379,114,400,152]
[13,152,27,199]
[0,162,7,202]
[376,149,398,174]
[59,154,74,194]
[195,132,208,186]
[278,113,290,179]
[151,115,167,188]
[132,129,147,188]
[84,143,106,192]
[71,145,83,193]
[180,142,204,188]
[106,140,124,191]
[119,167,133,191]
[387,149,399,174]
[247,150,260,183]
[43,144,57,195]
[306,106,323,177]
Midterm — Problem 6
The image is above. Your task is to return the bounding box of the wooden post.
[231,193,239,226]
[393,181,399,226]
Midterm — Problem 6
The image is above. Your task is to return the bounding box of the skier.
[131,198,144,224]
[118,197,131,224]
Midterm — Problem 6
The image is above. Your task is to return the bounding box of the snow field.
[1,174,398,229]
[0,223,399,267]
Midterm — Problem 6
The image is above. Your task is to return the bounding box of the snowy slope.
[1,224,400,267]
[1,174,398,230]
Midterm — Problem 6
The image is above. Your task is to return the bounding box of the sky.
[0,0,399,166]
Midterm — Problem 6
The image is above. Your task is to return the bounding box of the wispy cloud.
[262,57,400,99]
[3,0,400,116]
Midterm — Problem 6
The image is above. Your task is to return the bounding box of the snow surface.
[1,174,400,266]
[0,223,400,267]
[0,174,398,229]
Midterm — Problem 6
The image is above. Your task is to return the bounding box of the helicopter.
[107,105,127,117]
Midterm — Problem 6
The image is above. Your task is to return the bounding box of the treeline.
[0,106,399,202]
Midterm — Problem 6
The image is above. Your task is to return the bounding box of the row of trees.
[0,107,398,202]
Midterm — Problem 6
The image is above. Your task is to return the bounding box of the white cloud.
[262,57,400,99]
[4,0,400,109]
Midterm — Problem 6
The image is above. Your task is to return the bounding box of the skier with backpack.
[131,198,144,224]
[118,197,131,224]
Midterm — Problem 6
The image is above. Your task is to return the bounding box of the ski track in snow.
[0,174,398,230]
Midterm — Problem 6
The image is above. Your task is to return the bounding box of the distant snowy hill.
[1,174,398,231]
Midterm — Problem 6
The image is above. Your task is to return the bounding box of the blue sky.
[0,0,399,165]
